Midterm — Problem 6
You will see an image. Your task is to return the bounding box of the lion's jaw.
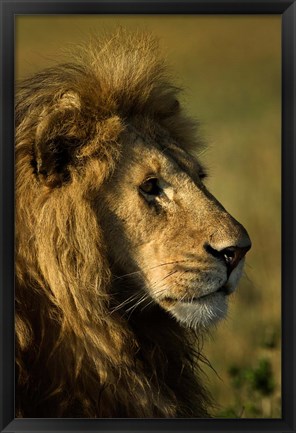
[160,259,245,328]
[99,135,251,329]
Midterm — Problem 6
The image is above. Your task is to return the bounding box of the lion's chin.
[166,292,228,329]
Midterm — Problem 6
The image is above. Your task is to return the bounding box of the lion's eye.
[139,178,162,197]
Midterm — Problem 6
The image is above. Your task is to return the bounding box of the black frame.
[0,1,295,432]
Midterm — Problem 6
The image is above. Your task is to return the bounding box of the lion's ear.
[34,91,86,188]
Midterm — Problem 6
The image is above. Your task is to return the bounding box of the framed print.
[0,1,295,433]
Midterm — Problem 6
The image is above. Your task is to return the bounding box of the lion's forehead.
[123,137,204,184]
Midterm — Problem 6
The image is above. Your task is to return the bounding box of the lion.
[15,30,251,418]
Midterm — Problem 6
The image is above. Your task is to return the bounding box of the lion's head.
[97,128,251,328]
[15,30,251,417]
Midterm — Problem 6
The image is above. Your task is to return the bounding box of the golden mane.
[15,30,210,418]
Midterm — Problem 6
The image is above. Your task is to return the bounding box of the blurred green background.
[15,15,281,418]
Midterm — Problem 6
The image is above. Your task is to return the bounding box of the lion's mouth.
[163,285,231,305]
[200,284,232,298]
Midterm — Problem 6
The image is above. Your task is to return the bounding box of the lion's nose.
[221,245,251,275]
[205,242,251,276]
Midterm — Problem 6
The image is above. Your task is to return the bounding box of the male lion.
[16,30,251,418]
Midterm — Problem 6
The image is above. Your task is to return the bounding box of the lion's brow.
[162,145,205,180]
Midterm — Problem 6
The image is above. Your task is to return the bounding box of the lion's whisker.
[114,269,178,314]
[124,271,179,316]
[113,259,194,281]
[110,291,146,314]
[125,294,151,318]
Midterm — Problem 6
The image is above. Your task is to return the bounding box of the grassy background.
[15,15,281,418]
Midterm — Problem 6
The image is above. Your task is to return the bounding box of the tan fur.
[15,30,250,418]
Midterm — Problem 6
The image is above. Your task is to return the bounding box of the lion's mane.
[15,30,211,418]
